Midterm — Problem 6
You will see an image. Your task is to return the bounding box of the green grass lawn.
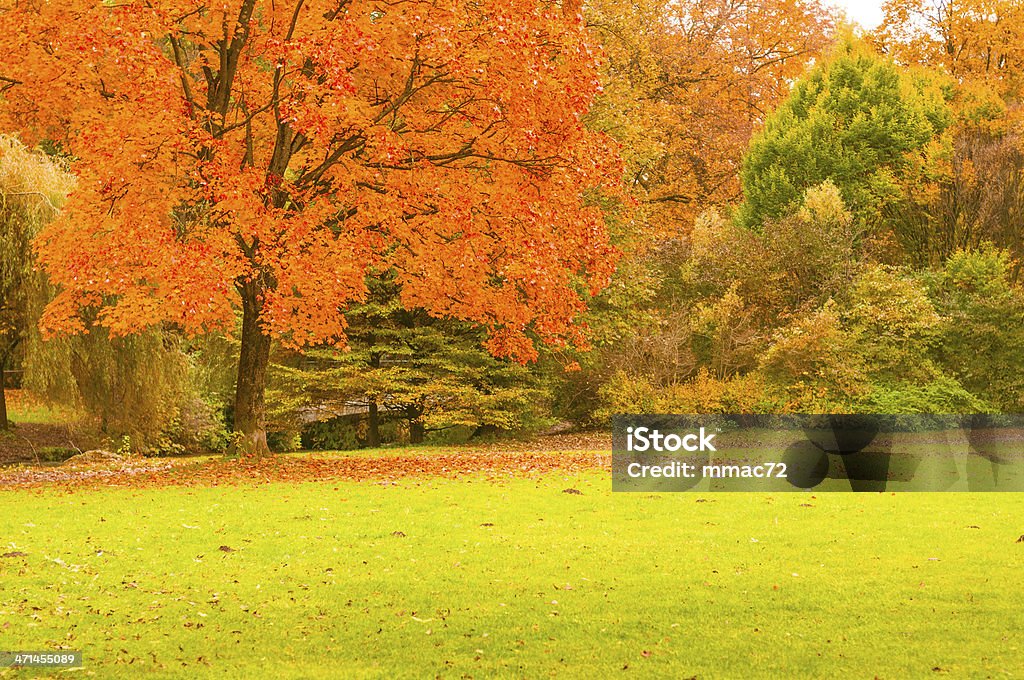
[2,472,1023,678]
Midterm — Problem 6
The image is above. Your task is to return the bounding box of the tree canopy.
[586,0,834,236]
[875,0,1024,111]
[738,39,953,231]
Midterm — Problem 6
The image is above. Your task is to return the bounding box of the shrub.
[760,301,869,412]
[929,246,1024,410]
[841,264,942,382]
[860,376,991,414]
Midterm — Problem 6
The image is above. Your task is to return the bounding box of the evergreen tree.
[274,273,547,447]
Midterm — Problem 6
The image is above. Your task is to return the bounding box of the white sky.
[828,0,885,30]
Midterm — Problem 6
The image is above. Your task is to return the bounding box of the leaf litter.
[0,449,611,491]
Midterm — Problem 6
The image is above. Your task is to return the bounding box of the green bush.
[928,246,1024,411]
[266,430,302,453]
[299,416,407,451]
[860,376,991,415]
[300,417,363,451]
[35,446,77,463]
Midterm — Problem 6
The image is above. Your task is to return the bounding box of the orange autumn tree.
[874,0,1024,106]
[871,1,1024,263]
[585,0,835,235]
[0,0,622,455]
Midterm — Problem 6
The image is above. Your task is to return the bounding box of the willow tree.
[0,136,75,430]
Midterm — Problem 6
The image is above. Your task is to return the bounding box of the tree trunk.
[0,338,17,431]
[366,399,381,448]
[0,362,8,431]
[232,282,272,457]
[409,419,425,445]
[366,350,381,448]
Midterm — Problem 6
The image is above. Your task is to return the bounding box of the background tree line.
[2,0,1023,454]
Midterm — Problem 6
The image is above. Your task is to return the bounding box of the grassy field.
[2,471,1023,678]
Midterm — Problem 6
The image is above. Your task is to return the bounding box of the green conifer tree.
[273,273,547,447]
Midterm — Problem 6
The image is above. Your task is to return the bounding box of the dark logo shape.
[783,440,829,489]
[792,414,891,491]
[802,414,879,454]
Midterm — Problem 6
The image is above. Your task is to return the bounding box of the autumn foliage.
[0,445,610,490]
[0,0,623,453]
[875,0,1024,111]
[585,0,834,235]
